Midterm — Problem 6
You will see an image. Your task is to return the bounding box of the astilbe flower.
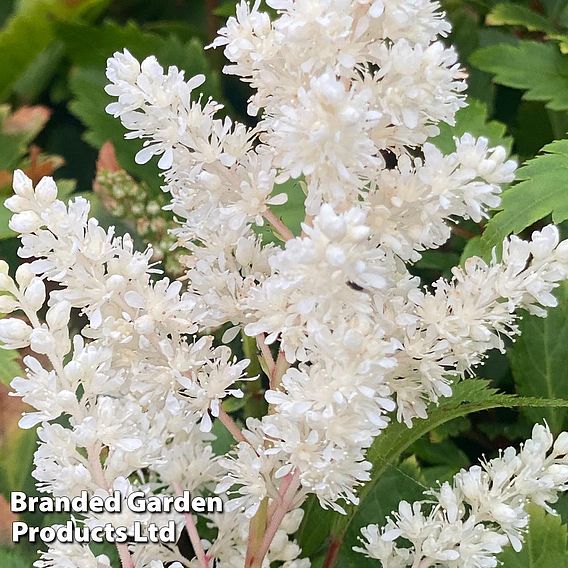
[2,1,568,568]
[356,424,568,567]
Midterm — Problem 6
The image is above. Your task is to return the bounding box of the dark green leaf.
[431,99,512,154]
[509,282,568,434]
[471,42,568,112]
[0,0,111,102]
[300,380,568,556]
[486,3,556,34]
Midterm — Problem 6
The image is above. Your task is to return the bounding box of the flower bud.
[0,318,32,348]
[0,269,14,292]
[9,211,42,234]
[134,314,155,335]
[15,264,35,288]
[553,431,568,455]
[23,278,46,312]
[34,177,58,206]
[46,301,71,330]
[0,294,19,314]
[29,327,56,355]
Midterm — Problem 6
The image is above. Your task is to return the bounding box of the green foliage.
[0,200,14,240]
[0,0,110,102]
[0,347,21,386]
[65,21,223,192]
[480,139,568,254]
[255,179,306,244]
[471,42,568,112]
[337,459,427,568]
[500,505,568,567]
[509,282,568,434]
[431,98,512,154]
[0,548,30,568]
[486,3,556,34]
[299,379,568,557]
[0,425,37,499]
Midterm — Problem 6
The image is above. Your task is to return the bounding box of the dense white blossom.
[355,424,568,567]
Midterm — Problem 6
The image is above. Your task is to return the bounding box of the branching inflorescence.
[2,1,568,567]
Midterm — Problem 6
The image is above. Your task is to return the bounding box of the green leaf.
[0,347,21,386]
[69,66,160,185]
[0,547,30,568]
[486,3,556,34]
[65,22,223,190]
[509,282,568,434]
[211,418,234,456]
[470,42,568,111]
[430,99,512,154]
[460,235,483,264]
[0,199,15,241]
[0,0,110,102]
[480,139,568,255]
[337,459,427,568]
[0,425,36,498]
[299,380,568,556]
[500,505,568,567]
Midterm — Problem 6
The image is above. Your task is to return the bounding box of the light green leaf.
[0,548,30,568]
[0,0,110,102]
[0,348,21,386]
[299,380,568,557]
[500,505,568,567]
[486,3,556,34]
[480,139,568,255]
[509,282,568,434]
[0,199,15,240]
[471,42,568,111]
[430,99,512,154]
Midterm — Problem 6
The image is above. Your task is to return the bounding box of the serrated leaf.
[509,282,568,434]
[430,99,512,154]
[471,42,568,111]
[299,379,568,557]
[486,3,556,34]
[480,139,568,255]
[500,505,568,567]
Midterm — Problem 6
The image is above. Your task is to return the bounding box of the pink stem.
[250,471,301,568]
[116,544,135,568]
[218,408,248,444]
[267,471,295,520]
[256,333,275,374]
[87,446,135,568]
[269,350,289,390]
[263,209,295,241]
[174,483,209,568]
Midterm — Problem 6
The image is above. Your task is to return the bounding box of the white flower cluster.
[3,1,568,567]
[356,424,568,567]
